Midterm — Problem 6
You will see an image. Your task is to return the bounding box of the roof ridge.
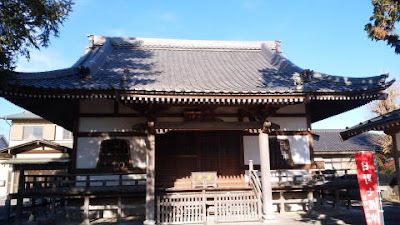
[88,35,281,52]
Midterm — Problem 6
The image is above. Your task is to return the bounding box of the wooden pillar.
[4,197,11,221]
[279,191,285,213]
[390,133,400,198]
[307,189,314,212]
[334,189,340,210]
[29,198,36,221]
[346,188,352,209]
[15,166,25,225]
[144,134,156,225]
[117,196,122,222]
[259,132,275,221]
[50,197,56,214]
[84,196,90,225]
[15,197,23,225]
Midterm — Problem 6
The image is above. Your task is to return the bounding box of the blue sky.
[0,0,399,140]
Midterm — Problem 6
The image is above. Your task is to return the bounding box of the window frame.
[23,126,43,141]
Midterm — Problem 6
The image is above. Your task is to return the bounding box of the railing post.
[4,196,11,221]
[84,196,90,225]
[86,175,90,187]
[249,160,254,174]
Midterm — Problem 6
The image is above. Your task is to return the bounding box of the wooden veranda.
[1,162,354,225]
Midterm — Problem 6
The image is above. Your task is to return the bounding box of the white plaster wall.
[80,99,114,113]
[276,103,306,114]
[243,134,311,165]
[268,117,307,130]
[243,136,260,165]
[76,136,147,169]
[79,117,146,132]
[278,135,311,164]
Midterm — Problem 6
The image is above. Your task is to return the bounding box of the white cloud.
[106,29,127,37]
[16,49,70,72]
[241,0,263,10]
[158,12,176,22]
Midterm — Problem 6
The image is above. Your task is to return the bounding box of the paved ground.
[1,202,400,224]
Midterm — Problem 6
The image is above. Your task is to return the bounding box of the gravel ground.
[1,202,399,225]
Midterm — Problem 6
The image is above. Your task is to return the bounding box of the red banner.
[355,151,384,225]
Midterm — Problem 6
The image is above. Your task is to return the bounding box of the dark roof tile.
[313,129,381,152]
[10,36,391,95]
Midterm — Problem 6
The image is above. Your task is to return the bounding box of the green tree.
[366,0,400,53]
[0,0,73,72]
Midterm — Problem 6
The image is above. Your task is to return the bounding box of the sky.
[0,0,399,140]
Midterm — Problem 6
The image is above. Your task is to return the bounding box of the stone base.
[262,214,276,223]
[143,219,156,225]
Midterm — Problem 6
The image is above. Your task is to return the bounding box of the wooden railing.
[157,191,261,224]
[157,193,206,224]
[21,173,146,191]
[214,192,261,222]
[248,160,262,203]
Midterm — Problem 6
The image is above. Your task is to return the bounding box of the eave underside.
[5,97,78,131]
[3,89,381,131]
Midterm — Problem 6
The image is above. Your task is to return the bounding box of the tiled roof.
[0,139,71,154]
[313,129,381,152]
[0,135,7,149]
[7,36,392,95]
[340,109,400,140]
[1,111,42,120]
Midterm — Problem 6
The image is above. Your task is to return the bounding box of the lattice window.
[97,139,131,169]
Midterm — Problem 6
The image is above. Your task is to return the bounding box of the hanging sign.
[355,151,384,225]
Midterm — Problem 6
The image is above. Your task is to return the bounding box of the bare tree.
[369,82,399,173]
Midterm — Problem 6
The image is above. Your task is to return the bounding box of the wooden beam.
[77,131,147,137]
[154,121,264,131]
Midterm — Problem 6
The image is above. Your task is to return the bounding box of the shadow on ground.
[295,201,400,225]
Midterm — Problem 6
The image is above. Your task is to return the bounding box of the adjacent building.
[0,111,72,199]
[313,129,381,173]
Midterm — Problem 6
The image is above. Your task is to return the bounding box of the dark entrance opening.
[155,131,244,188]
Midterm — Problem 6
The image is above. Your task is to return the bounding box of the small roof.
[3,158,70,165]
[0,135,8,149]
[0,139,71,155]
[340,109,400,140]
[1,111,42,120]
[313,129,381,152]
